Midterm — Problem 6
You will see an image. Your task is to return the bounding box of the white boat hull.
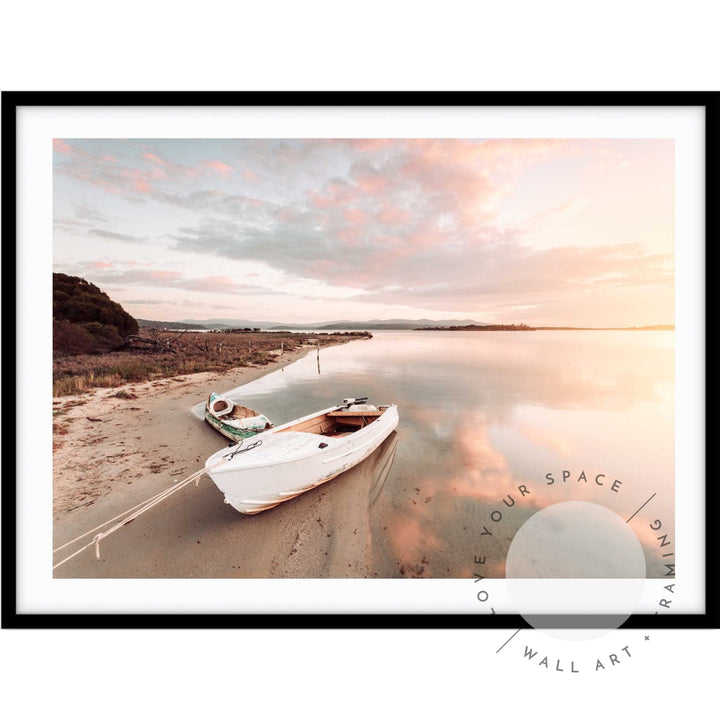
[205,404,399,514]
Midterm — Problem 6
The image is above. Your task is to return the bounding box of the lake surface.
[207,330,674,578]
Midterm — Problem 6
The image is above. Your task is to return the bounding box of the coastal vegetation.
[53,273,139,354]
[53,273,371,396]
[416,323,535,331]
[53,328,369,396]
[136,319,207,330]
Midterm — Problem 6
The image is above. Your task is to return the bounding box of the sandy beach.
[52,340,389,578]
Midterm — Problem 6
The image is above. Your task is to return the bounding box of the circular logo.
[505,501,647,640]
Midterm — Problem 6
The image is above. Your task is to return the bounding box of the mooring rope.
[52,456,228,570]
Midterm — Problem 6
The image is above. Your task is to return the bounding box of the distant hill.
[53,273,139,355]
[140,316,674,333]
[289,318,490,330]
[180,318,268,329]
[417,323,535,331]
[179,317,488,331]
[138,319,208,330]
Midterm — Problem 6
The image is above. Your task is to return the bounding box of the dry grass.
[112,390,138,399]
[53,329,368,396]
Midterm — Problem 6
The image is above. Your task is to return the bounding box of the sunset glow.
[53,138,674,325]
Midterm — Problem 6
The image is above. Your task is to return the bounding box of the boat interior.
[277,406,390,439]
[209,397,261,420]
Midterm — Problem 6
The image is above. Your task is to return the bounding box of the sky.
[53,138,674,326]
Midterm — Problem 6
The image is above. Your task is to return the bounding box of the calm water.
[205,330,674,578]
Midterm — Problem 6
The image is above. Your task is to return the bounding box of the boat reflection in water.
[368,431,399,509]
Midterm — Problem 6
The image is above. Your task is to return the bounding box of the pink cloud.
[346,139,393,151]
[149,270,182,281]
[121,169,153,194]
[203,160,234,179]
[398,151,497,226]
[354,172,388,195]
[203,275,234,286]
[378,205,411,226]
[337,227,363,246]
[243,168,259,181]
[310,180,359,208]
[55,144,164,199]
[53,139,74,155]
[142,152,166,165]
[149,166,167,180]
[140,149,203,179]
[82,266,283,299]
[343,208,368,226]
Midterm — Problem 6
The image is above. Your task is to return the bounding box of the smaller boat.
[204,392,273,442]
[205,397,399,514]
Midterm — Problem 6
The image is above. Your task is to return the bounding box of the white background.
[2,1,717,718]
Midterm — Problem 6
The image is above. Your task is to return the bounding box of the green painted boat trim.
[204,410,266,441]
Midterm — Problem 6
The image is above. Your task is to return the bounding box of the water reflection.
[209,330,674,578]
[368,432,399,508]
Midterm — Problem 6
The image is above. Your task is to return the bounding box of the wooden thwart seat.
[326,411,384,417]
[277,408,387,436]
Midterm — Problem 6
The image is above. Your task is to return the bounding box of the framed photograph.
[2,91,715,629]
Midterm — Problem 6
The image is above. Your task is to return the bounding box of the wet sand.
[52,341,391,578]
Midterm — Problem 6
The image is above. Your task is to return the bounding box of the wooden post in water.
[317,346,320,375]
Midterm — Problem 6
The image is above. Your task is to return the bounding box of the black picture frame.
[2,91,716,630]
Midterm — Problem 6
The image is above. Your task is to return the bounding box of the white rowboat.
[204,392,273,441]
[204,398,399,514]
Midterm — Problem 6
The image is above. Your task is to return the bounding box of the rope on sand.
[52,457,226,570]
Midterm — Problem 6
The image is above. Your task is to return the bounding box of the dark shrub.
[81,322,124,351]
[53,319,95,355]
[53,273,139,338]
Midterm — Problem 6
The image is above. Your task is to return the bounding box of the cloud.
[166,204,672,311]
[55,150,152,199]
[54,217,90,233]
[55,141,254,204]
[54,204,116,234]
[203,160,234,178]
[79,266,288,297]
[524,198,589,230]
[122,298,165,305]
[88,228,145,243]
[53,139,74,155]
[142,152,166,165]
[54,139,674,323]
[73,204,113,224]
[159,190,226,211]
[55,142,200,200]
